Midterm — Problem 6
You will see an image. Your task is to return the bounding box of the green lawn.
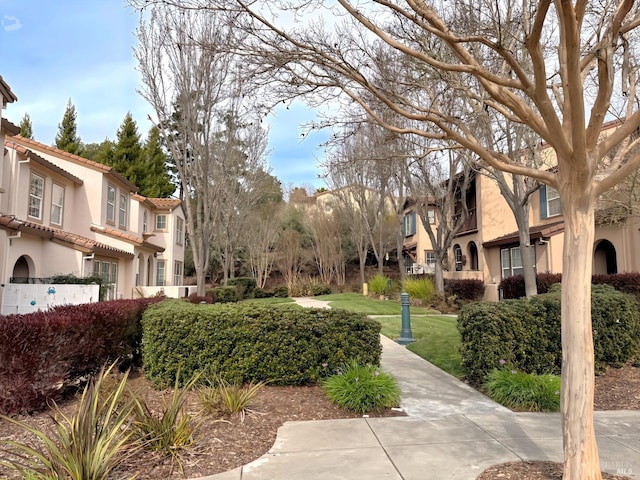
[376,315,465,379]
[241,297,296,305]
[314,293,434,315]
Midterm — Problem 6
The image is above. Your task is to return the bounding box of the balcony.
[454,207,477,235]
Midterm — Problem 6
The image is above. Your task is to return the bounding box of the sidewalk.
[196,301,640,479]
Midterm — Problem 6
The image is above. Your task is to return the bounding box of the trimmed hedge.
[0,298,160,415]
[227,277,257,300]
[212,286,238,303]
[458,284,640,384]
[141,301,382,387]
[444,279,485,301]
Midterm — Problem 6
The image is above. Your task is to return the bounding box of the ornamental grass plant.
[484,368,560,412]
[322,360,400,413]
[0,364,134,480]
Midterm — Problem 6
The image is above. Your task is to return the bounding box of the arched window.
[453,244,463,271]
[593,240,617,275]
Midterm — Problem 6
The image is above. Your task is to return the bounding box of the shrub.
[198,377,265,422]
[227,277,257,300]
[368,274,389,296]
[0,364,134,480]
[273,286,289,298]
[444,279,485,301]
[141,301,382,387]
[402,277,434,305]
[458,285,640,384]
[0,298,160,415]
[322,360,400,413]
[312,284,332,296]
[289,277,331,297]
[484,369,560,412]
[212,286,238,303]
[187,292,214,304]
[253,288,274,299]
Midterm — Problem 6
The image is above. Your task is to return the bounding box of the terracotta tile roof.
[5,141,83,185]
[0,75,18,106]
[90,225,165,253]
[482,220,565,248]
[0,214,134,259]
[2,118,19,135]
[147,198,182,210]
[9,135,138,192]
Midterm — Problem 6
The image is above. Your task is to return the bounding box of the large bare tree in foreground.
[137,0,640,477]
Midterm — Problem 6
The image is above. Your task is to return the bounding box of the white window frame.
[50,183,64,226]
[106,184,116,223]
[403,212,416,237]
[427,209,436,224]
[175,217,184,245]
[546,186,562,217]
[118,193,128,228]
[156,214,167,231]
[28,173,45,220]
[425,251,436,264]
[500,246,533,279]
[174,261,183,286]
[143,211,148,233]
[453,244,463,271]
[156,260,166,286]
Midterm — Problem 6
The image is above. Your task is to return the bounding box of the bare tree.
[304,209,346,285]
[243,203,283,288]
[138,0,640,476]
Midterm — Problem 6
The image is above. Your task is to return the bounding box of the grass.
[376,314,465,379]
[314,293,434,315]
[241,297,296,305]
[484,369,561,412]
[322,360,400,413]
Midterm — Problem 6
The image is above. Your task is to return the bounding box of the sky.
[0,0,328,191]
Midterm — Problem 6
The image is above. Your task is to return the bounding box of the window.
[156,214,167,230]
[106,185,116,223]
[403,212,416,237]
[119,193,128,228]
[427,209,436,224]
[500,246,535,279]
[540,185,562,218]
[424,250,436,264]
[156,260,166,286]
[174,261,183,286]
[50,184,64,226]
[94,260,117,300]
[175,217,184,245]
[454,244,463,271]
[143,211,148,233]
[28,173,44,220]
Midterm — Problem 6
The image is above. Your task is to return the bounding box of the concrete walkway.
[195,299,640,479]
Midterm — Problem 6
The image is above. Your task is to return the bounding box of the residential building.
[0,77,184,307]
[402,123,640,301]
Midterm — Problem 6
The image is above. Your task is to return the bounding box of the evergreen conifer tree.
[140,126,176,198]
[113,113,144,186]
[19,113,33,139]
[54,99,82,155]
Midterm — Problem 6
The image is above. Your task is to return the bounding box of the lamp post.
[397,292,415,345]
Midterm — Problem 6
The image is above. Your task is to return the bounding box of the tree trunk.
[516,220,538,297]
[434,256,445,294]
[561,191,601,480]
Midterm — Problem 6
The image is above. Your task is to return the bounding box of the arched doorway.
[593,240,617,275]
[147,256,153,286]
[468,242,479,270]
[12,255,32,283]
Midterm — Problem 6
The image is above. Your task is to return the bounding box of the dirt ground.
[1,364,639,480]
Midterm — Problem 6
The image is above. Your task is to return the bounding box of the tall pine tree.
[112,113,144,186]
[19,113,33,139]
[54,99,82,155]
[140,126,176,198]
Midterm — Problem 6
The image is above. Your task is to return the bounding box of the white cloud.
[2,15,22,32]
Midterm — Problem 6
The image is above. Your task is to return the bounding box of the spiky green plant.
[197,377,265,423]
[367,274,390,296]
[322,360,400,413]
[130,373,200,459]
[0,365,134,480]
[402,277,435,305]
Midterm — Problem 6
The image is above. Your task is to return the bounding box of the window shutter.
[540,185,548,219]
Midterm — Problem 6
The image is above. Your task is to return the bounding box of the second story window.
[541,185,562,218]
[28,173,45,220]
[427,209,436,224]
[143,211,148,233]
[403,212,416,237]
[119,193,128,228]
[50,184,64,226]
[156,214,167,231]
[175,217,184,245]
[106,185,116,223]
[454,244,463,271]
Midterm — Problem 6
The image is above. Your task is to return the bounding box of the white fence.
[1,283,100,315]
